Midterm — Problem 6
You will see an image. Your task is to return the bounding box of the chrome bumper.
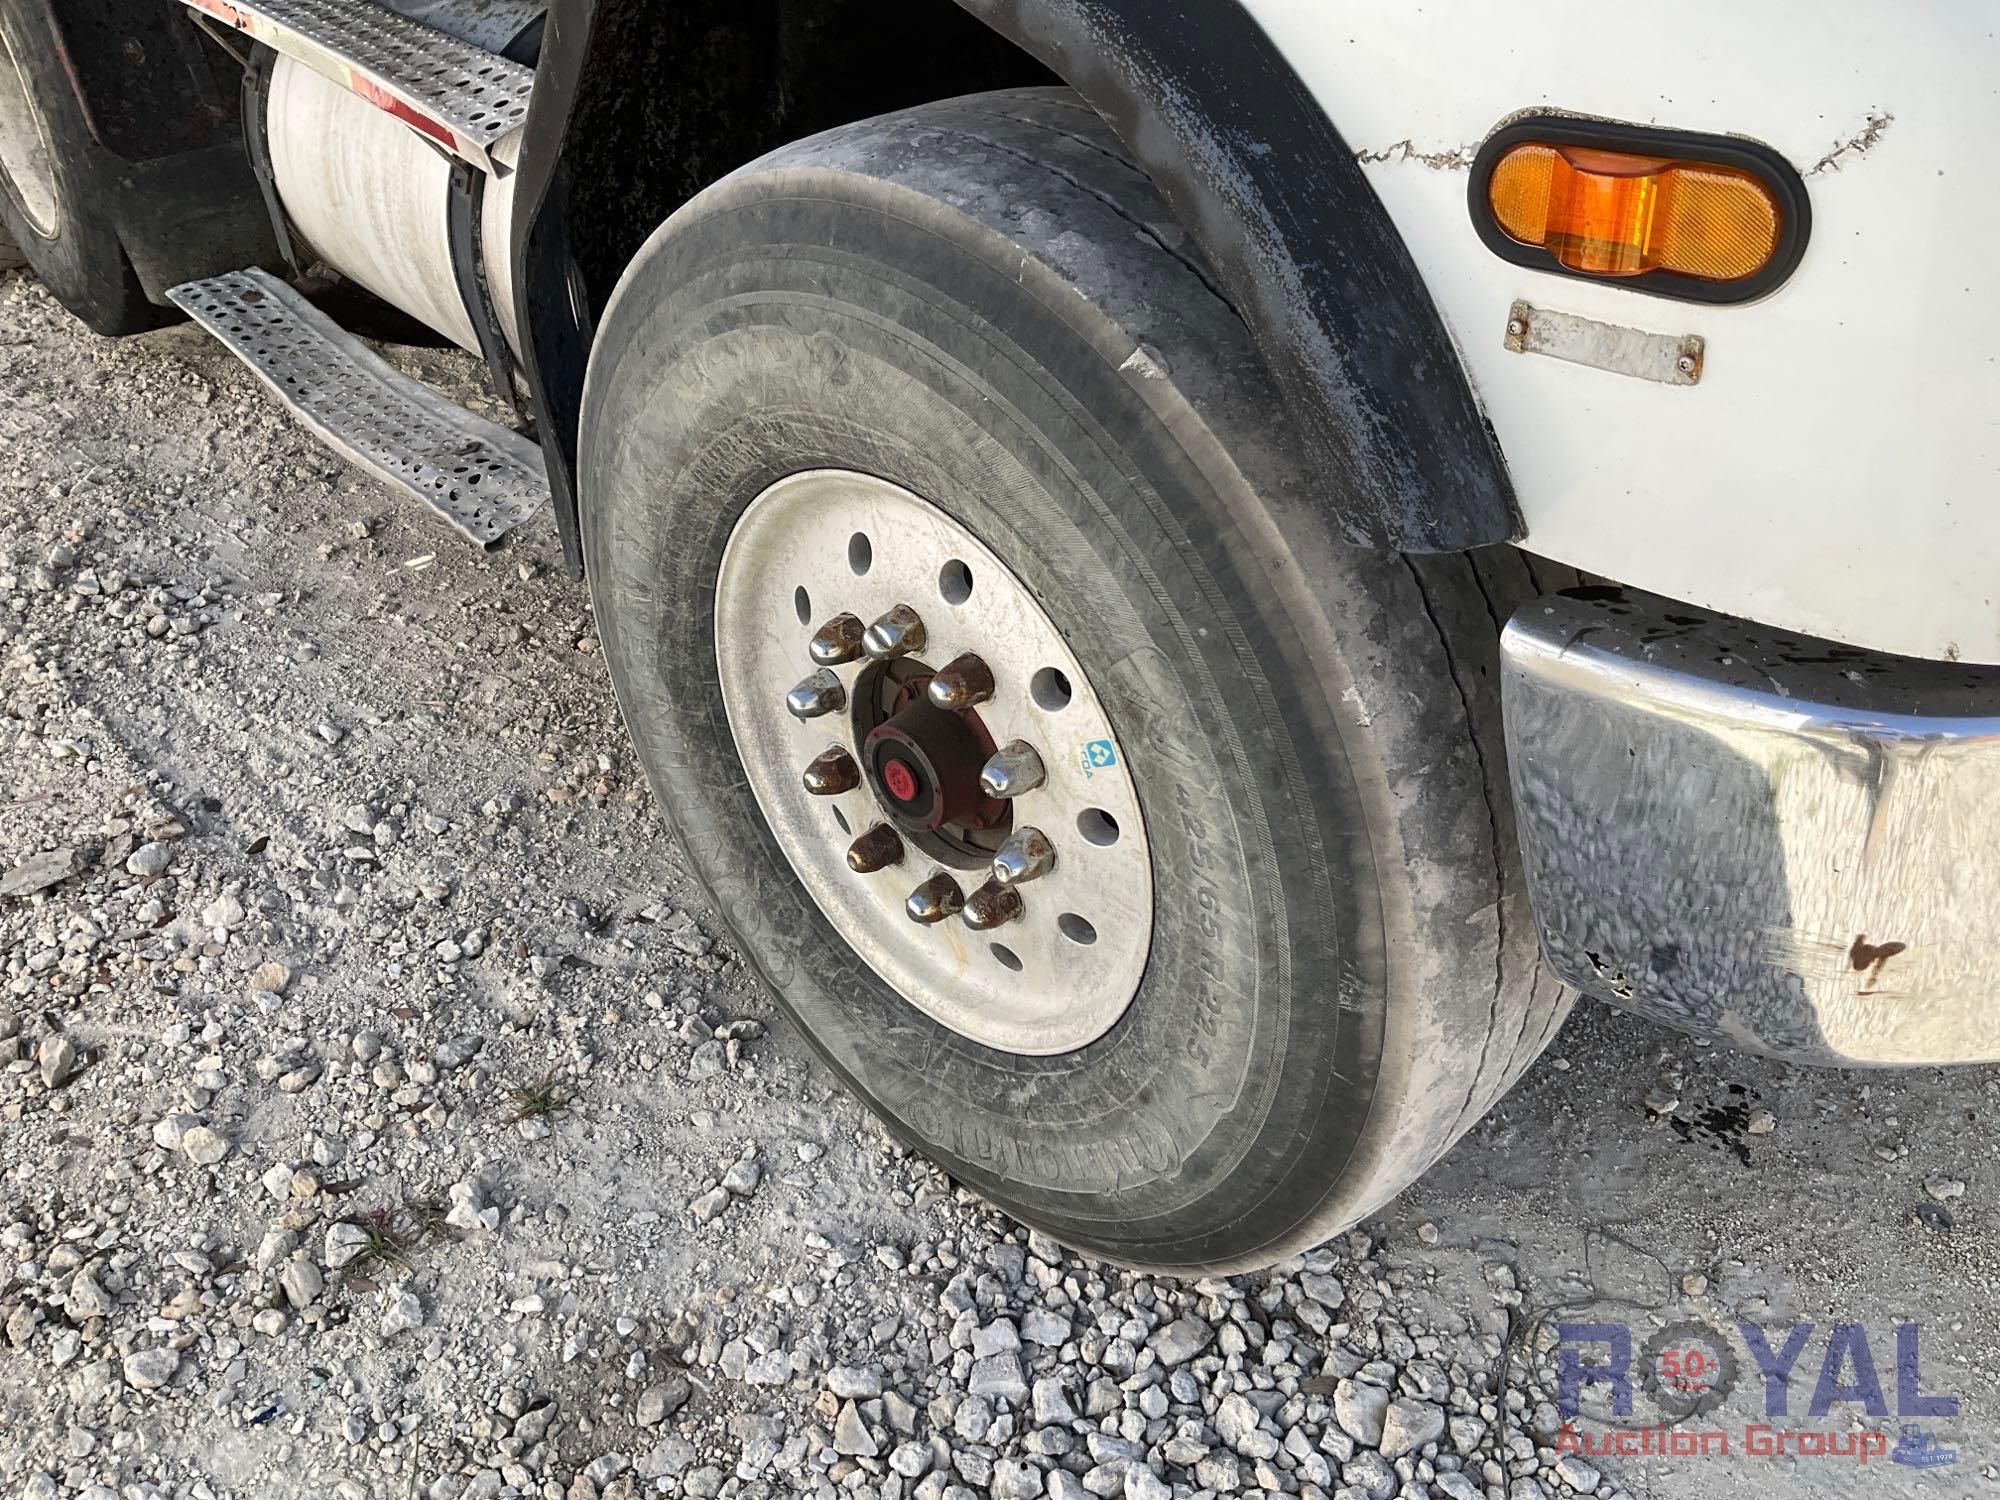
[1502,590,2000,1066]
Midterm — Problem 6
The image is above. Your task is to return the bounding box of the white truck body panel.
[1250,0,2000,664]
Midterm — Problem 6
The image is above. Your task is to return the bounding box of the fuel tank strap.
[446,159,530,426]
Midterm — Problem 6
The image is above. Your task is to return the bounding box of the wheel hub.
[714,469,1154,1056]
[863,677,1003,835]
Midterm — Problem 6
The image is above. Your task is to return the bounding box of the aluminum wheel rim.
[716,469,1153,1055]
[0,24,59,239]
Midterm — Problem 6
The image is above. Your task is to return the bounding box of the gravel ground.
[1,264,1995,1500]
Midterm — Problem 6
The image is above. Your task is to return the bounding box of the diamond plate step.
[169,269,547,548]
[179,0,532,173]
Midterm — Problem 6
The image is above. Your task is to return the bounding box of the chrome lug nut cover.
[992,827,1056,886]
[926,652,995,712]
[979,740,1046,799]
[808,612,866,666]
[906,871,965,924]
[785,668,846,719]
[862,604,926,660]
[963,879,1025,930]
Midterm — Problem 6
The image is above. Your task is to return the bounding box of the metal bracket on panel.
[176,0,533,174]
[1504,300,1704,386]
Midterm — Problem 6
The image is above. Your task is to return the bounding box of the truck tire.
[580,87,1570,1273]
[0,0,162,334]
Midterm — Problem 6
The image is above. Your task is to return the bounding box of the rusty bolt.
[962,879,1025,930]
[809,612,866,666]
[926,652,996,713]
[846,823,904,874]
[802,746,861,796]
[905,871,965,924]
[862,604,926,661]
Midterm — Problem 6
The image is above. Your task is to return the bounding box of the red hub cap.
[883,758,920,803]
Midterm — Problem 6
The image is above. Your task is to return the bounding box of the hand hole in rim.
[847,532,873,575]
[938,559,973,605]
[1076,807,1119,846]
[989,942,1024,971]
[1031,667,1073,711]
[793,585,812,625]
[1057,913,1097,945]
[831,804,851,834]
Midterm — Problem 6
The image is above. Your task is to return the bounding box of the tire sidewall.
[0,0,149,332]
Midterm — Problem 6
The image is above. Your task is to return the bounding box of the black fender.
[18,0,278,302]
[945,0,1517,553]
[513,0,1518,573]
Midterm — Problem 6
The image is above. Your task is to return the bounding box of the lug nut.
[979,740,1046,799]
[802,746,861,796]
[862,604,926,660]
[785,668,846,720]
[926,653,995,712]
[906,871,965,924]
[846,823,905,873]
[809,612,866,666]
[963,878,1024,930]
[992,827,1056,886]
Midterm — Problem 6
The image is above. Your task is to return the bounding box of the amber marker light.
[1469,117,1810,304]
